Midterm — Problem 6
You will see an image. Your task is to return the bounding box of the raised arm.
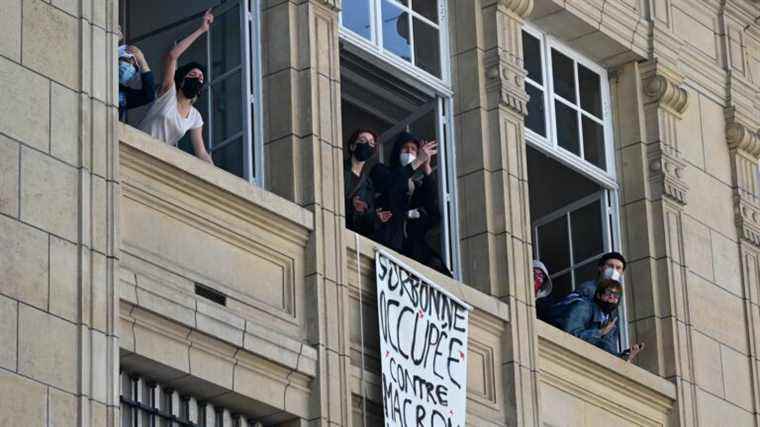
[159,9,213,96]
[190,127,213,164]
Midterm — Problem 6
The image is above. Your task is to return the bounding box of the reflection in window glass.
[538,216,570,273]
[522,32,542,84]
[571,200,603,262]
[413,17,441,77]
[382,1,412,63]
[525,84,546,137]
[212,138,245,178]
[412,0,438,23]
[582,116,606,170]
[555,101,579,155]
[211,71,243,143]
[211,5,241,78]
[551,49,576,102]
[573,260,599,287]
[579,64,602,118]
[342,0,372,40]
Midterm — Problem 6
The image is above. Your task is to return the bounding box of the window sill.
[537,321,676,423]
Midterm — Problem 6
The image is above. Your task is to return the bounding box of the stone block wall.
[0,0,120,425]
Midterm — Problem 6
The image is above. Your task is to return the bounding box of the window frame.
[340,0,452,95]
[522,24,617,190]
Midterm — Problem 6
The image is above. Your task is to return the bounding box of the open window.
[119,0,264,185]
[340,2,460,277]
[524,25,628,347]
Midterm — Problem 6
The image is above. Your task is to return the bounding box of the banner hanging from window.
[375,250,470,426]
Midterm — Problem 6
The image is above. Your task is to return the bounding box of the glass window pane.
[211,71,243,143]
[412,0,438,23]
[570,199,603,263]
[413,18,441,77]
[342,0,372,40]
[582,116,606,170]
[579,64,602,118]
[211,5,241,78]
[522,31,542,84]
[537,216,570,273]
[382,1,412,63]
[573,261,599,288]
[525,84,546,137]
[555,101,579,155]
[551,49,576,102]
[551,273,572,300]
[212,138,245,177]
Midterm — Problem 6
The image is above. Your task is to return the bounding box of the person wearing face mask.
[138,9,214,164]
[371,132,449,275]
[344,129,388,238]
[118,45,155,121]
[533,260,554,321]
[575,251,627,299]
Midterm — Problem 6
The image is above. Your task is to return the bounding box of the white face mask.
[400,153,416,166]
[602,267,624,284]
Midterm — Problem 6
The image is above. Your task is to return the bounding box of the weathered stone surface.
[0,214,49,309]
[0,135,19,217]
[20,147,79,242]
[0,295,17,370]
[51,82,81,166]
[22,0,80,89]
[0,370,47,426]
[0,56,50,151]
[18,305,78,393]
[0,0,21,61]
[49,235,78,322]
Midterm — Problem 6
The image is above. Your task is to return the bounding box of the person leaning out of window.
[138,9,214,164]
[344,129,391,238]
[372,132,449,275]
[533,260,553,321]
[117,45,156,121]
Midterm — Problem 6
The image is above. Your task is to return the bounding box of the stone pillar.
[262,0,350,424]
[451,0,540,424]
[0,0,119,425]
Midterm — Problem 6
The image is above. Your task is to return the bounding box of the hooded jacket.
[371,132,441,265]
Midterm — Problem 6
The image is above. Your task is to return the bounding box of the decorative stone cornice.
[484,52,529,115]
[314,0,340,12]
[726,122,760,160]
[498,0,534,17]
[644,74,689,117]
[736,195,760,248]
[648,144,689,206]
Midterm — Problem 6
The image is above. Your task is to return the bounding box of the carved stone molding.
[726,122,760,160]
[314,0,340,12]
[484,52,529,115]
[648,144,689,205]
[644,74,689,117]
[498,0,534,17]
[736,195,760,248]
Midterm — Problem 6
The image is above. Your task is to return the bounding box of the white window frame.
[339,2,461,278]
[524,24,628,347]
[339,0,452,94]
[522,24,616,189]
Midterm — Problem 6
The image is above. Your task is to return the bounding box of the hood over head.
[389,131,421,168]
[532,260,553,298]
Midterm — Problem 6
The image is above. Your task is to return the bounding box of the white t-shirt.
[138,84,203,147]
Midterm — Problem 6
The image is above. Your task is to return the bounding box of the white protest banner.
[375,250,471,427]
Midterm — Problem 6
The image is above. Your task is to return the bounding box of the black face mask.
[181,77,203,99]
[353,143,374,161]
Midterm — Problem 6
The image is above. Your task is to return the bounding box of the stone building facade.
[0,0,759,425]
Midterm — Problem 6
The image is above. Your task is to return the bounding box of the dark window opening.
[195,283,227,306]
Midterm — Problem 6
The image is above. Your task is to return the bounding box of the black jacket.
[344,161,378,238]
[119,70,156,120]
[371,133,441,267]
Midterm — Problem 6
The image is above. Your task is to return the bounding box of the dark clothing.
[371,163,442,267]
[119,71,156,120]
[547,292,621,356]
[344,162,377,238]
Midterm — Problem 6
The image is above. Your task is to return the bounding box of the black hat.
[597,251,627,270]
[389,131,420,168]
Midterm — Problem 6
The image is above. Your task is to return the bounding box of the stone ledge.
[119,123,314,233]
[538,321,676,418]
